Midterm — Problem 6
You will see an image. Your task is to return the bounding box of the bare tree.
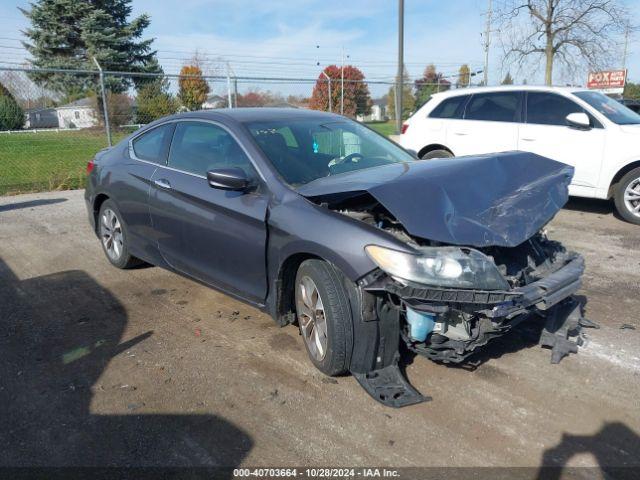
[497,0,628,85]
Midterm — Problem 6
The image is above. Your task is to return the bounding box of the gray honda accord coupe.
[85,108,594,407]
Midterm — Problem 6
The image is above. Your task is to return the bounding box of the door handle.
[521,137,536,142]
[453,131,468,136]
[154,178,172,189]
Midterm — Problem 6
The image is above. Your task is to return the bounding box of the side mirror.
[566,112,591,130]
[206,167,251,191]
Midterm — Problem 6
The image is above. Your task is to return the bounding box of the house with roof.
[24,97,98,129]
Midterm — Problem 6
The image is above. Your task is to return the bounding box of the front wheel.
[295,260,353,376]
[614,167,640,225]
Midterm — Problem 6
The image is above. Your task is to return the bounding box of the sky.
[0,0,639,98]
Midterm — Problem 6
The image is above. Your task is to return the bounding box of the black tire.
[420,149,453,160]
[294,259,353,376]
[97,199,141,269]
[614,167,640,225]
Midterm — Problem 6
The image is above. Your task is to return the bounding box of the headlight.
[365,245,509,290]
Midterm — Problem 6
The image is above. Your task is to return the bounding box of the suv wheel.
[614,167,640,225]
[295,260,353,376]
[420,149,453,160]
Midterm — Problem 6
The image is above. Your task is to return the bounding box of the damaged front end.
[298,152,597,408]
[363,234,594,366]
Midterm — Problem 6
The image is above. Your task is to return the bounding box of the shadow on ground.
[563,197,616,216]
[0,258,252,473]
[537,422,640,480]
[0,198,67,213]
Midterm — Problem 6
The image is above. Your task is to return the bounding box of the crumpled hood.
[296,151,574,248]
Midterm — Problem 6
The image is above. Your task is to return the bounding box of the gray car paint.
[85,109,413,316]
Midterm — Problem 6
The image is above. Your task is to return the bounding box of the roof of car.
[431,84,591,99]
[174,107,344,123]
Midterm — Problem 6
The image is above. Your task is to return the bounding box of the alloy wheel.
[624,177,640,218]
[100,208,124,261]
[296,275,328,361]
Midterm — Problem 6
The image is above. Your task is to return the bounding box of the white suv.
[399,86,640,224]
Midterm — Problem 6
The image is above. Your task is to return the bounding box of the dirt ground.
[0,190,638,473]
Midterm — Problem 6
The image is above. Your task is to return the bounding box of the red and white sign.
[587,70,627,93]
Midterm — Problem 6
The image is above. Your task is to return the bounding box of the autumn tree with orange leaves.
[178,65,210,111]
[310,65,371,117]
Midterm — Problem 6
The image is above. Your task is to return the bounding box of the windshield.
[574,91,640,125]
[245,118,415,185]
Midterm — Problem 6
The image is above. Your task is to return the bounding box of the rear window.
[429,95,469,119]
[465,92,521,123]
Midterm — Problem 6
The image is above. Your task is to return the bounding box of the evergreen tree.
[136,67,178,123]
[0,82,25,130]
[501,72,514,85]
[21,0,157,97]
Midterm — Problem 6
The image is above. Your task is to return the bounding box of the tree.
[309,65,372,117]
[0,82,24,130]
[457,64,471,88]
[624,82,640,100]
[21,0,157,97]
[414,64,450,109]
[502,72,515,85]
[496,0,628,85]
[136,75,178,123]
[387,66,415,120]
[178,65,210,111]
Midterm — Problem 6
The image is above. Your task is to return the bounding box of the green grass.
[365,120,397,137]
[0,129,128,195]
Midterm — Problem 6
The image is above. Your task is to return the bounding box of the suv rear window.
[465,92,521,122]
[429,95,469,119]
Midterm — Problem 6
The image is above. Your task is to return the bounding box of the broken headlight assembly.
[365,245,510,290]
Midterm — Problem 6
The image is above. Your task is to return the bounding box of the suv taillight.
[401,123,409,134]
[86,160,95,174]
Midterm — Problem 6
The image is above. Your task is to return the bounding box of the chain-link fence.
[0,66,471,195]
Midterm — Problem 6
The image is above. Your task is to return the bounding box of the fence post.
[321,71,332,113]
[92,57,112,147]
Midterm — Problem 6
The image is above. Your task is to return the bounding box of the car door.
[120,123,175,249]
[518,91,606,190]
[445,91,522,155]
[148,120,269,304]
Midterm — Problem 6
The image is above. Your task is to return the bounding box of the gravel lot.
[1,190,639,472]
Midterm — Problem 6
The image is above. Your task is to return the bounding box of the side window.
[429,95,469,119]
[527,92,585,126]
[465,92,521,122]
[168,122,256,177]
[131,123,174,163]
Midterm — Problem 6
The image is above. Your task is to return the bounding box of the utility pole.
[92,57,111,147]
[321,70,332,112]
[395,0,404,135]
[622,22,630,69]
[483,0,492,86]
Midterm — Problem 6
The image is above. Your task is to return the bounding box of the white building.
[24,97,98,129]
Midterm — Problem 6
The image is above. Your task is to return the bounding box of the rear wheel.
[420,149,453,160]
[295,260,353,376]
[98,200,141,269]
[614,167,640,225]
